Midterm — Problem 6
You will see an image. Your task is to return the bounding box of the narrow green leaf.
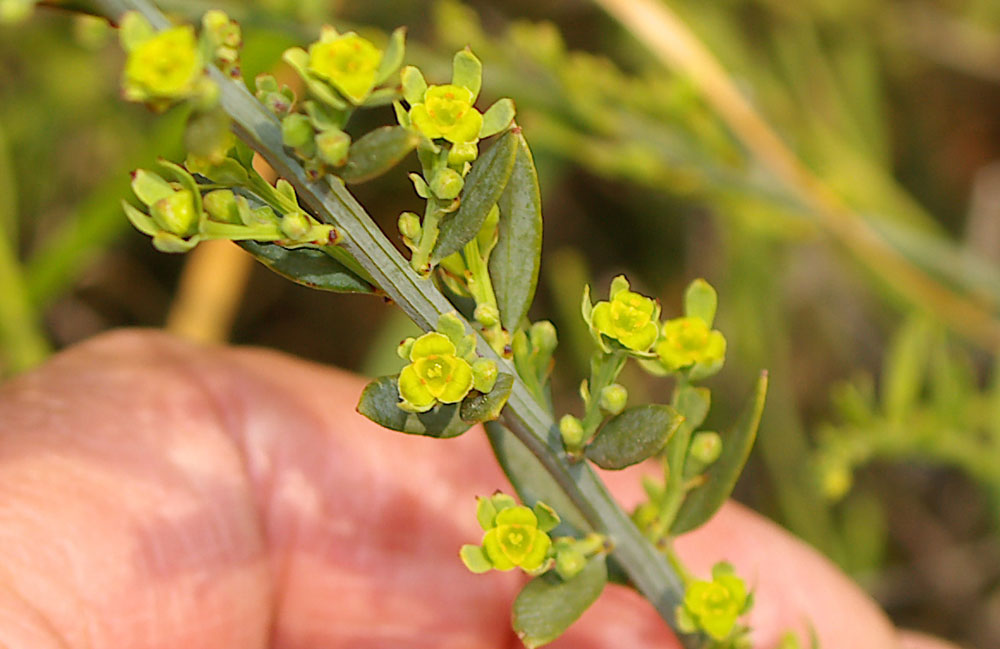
[485,421,590,534]
[882,315,933,421]
[338,126,419,184]
[431,131,517,263]
[460,372,514,423]
[489,132,542,331]
[375,26,407,85]
[130,169,173,206]
[585,405,682,470]
[671,372,768,534]
[239,241,376,294]
[684,278,717,327]
[357,375,472,438]
[480,98,516,139]
[513,555,607,648]
[452,48,482,100]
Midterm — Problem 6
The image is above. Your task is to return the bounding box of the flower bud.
[529,320,558,354]
[689,431,722,466]
[150,189,198,237]
[474,303,500,328]
[202,189,240,224]
[430,167,464,200]
[315,128,351,166]
[599,383,628,416]
[280,212,312,240]
[559,414,584,450]
[555,546,586,581]
[282,113,314,150]
[472,358,498,393]
[448,141,478,165]
[398,211,421,242]
[396,337,415,360]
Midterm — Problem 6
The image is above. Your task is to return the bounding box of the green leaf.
[585,405,682,470]
[357,375,472,438]
[375,26,407,85]
[451,48,482,100]
[460,544,493,573]
[489,132,542,331]
[338,126,419,184]
[512,555,607,648]
[130,169,173,207]
[684,278,717,327]
[122,201,159,236]
[400,65,427,105]
[671,372,768,534]
[460,372,514,423]
[432,131,517,263]
[485,421,590,535]
[480,98,516,138]
[532,501,560,533]
[882,315,933,421]
[238,241,376,294]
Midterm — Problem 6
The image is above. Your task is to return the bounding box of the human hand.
[0,331,957,649]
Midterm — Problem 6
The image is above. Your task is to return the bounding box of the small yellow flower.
[591,288,660,352]
[680,567,748,640]
[123,26,203,102]
[655,316,726,371]
[398,332,474,412]
[409,84,483,144]
[308,32,382,104]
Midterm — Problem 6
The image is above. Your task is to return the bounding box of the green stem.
[463,236,507,355]
[0,232,50,374]
[410,199,446,275]
[581,351,626,436]
[89,1,695,643]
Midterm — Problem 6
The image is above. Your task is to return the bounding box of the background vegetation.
[2,0,999,645]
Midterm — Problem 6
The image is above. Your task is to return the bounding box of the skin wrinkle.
[0,332,272,649]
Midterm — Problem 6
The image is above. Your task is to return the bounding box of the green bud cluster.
[123,160,334,253]
[201,10,242,78]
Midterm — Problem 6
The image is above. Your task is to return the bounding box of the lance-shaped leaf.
[485,421,590,535]
[338,126,419,184]
[431,131,517,263]
[489,132,542,331]
[460,372,514,423]
[357,375,472,438]
[671,372,768,534]
[239,241,376,294]
[512,555,607,648]
[585,405,682,470]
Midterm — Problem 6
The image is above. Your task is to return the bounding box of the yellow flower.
[123,26,203,103]
[397,332,474,412]
[308,32,382,104]
[655,316,726,371]
[409,84,483,144]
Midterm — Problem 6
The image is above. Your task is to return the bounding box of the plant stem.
[0,232,50,374]
[89,0,695,643]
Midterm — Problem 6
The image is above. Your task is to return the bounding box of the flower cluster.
[583,276,727,380]
[676,562,750,641]
[122,23,205,106]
